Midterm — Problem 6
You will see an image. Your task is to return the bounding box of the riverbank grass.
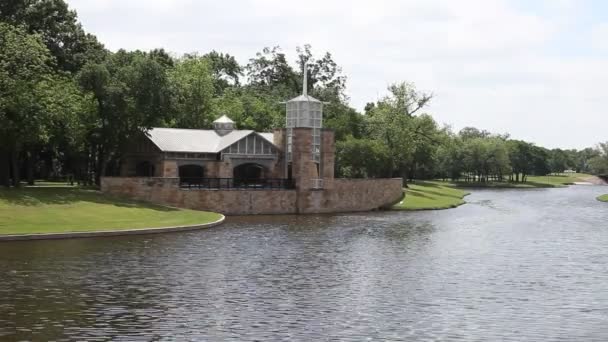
[598,195,608,202]
[451,173,593,189]
[394,181,469,210]
[0,187,222,235]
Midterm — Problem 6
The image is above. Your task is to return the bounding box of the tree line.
[1,0,607,187]
[336,85,608,182]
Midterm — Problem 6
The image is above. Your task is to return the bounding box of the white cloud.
[66,0,607,149]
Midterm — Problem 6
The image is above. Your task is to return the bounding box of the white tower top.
[285,63,323,163]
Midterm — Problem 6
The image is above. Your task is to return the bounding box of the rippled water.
[1,185,608,341]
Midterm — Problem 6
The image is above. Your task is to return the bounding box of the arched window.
[135,161,155,177]
[179,164,205,184]
[234,163,264,180]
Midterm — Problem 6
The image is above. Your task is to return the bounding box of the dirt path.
[580,175,608,185]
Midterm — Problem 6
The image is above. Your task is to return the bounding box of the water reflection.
[1,185,608,340]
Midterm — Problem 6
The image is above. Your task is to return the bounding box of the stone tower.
[280,64,335,190]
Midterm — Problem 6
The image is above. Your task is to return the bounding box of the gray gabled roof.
[146,127,276,153]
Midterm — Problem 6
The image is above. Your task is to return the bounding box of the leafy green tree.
[435,135,465,181]
[202,50,242,94]
[78,50,172,183]
[0,0,106,72]
[588,142,608,175]
[0,22,55,186]
[459,127,491,140]
[461,137,510,182]
[366,82,436,181]
[214,88,282,131]
[508,140,533,182]
[336,137,391,178]
[548,149,572,175]
[168,55,216,128]
[296,44,347,102]
[246,46,299,98]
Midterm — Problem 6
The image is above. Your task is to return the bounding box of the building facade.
[120,115,286,183]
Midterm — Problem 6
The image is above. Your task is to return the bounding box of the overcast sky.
[67,0,608,149]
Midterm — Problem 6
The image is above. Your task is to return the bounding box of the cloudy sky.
[67,0,608,149]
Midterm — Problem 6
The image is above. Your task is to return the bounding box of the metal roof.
[213,115,235,124]
[146,128,276,153]
[287,94,322,103]
[259,133,274,142]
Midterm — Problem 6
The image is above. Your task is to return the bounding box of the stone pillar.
[119,159,131,177]
[291,127,317,190]
[218,160,233,178]
[162,160,178,177]
[204,161,219,178]
[273,128,286,179]
[321,129,335,188]
[154,159,163,177]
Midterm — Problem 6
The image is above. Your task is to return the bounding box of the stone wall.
[101,177,403,215]
[296,178,404,214]
[101,177,297,215]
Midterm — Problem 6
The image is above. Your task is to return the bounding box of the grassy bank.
[393,181,469,210]
[598,195,608,202]
[0,187,222,235]
[450,174,592,189]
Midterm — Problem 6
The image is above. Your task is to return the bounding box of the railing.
[180,178,295,190]
[311,178,324,189]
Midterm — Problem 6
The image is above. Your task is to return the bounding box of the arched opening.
[179,164,205,184]
[135,161,155,177]
[234,163,265,187]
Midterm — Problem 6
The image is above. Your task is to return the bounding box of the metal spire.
[303,63,308,96]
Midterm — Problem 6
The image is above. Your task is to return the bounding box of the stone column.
[321,129,335,189]
[162,160,178,177]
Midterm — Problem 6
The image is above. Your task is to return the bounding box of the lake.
[1,185,607,341]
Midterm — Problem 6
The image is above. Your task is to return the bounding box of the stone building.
[121,115,285,184]
[104,67,403,215]
[120,68,335,191]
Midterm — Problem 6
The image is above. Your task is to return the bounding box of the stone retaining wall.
[297,178,404,214]
[101,177,403,215]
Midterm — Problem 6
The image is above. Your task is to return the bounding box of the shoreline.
[397,175,605,211]
[0,215,225,242]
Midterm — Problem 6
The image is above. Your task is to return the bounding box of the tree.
[435,135,465,181]
[336,137,391,178]
[508,140,533,182]
[202,50,242,94]
[548,149,572,175]
[459,127,491,140]
[246,46,299,98]
[168,55,216,128]
[78,50,172,184]
[296,44,347,102]
[0,22,55,186]
[588,142,608,175]
[0,0,106,72]
[213,87,282,131]
[366,82,436,182]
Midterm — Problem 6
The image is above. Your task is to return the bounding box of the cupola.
[213,115,235,136]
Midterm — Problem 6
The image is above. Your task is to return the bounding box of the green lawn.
[0,187,222,235]
[393,181,469,210]
[450,174,592,189]
[598,194,608,202]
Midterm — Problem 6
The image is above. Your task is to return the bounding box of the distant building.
[105,65,403,215]
[120,115,284,183]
